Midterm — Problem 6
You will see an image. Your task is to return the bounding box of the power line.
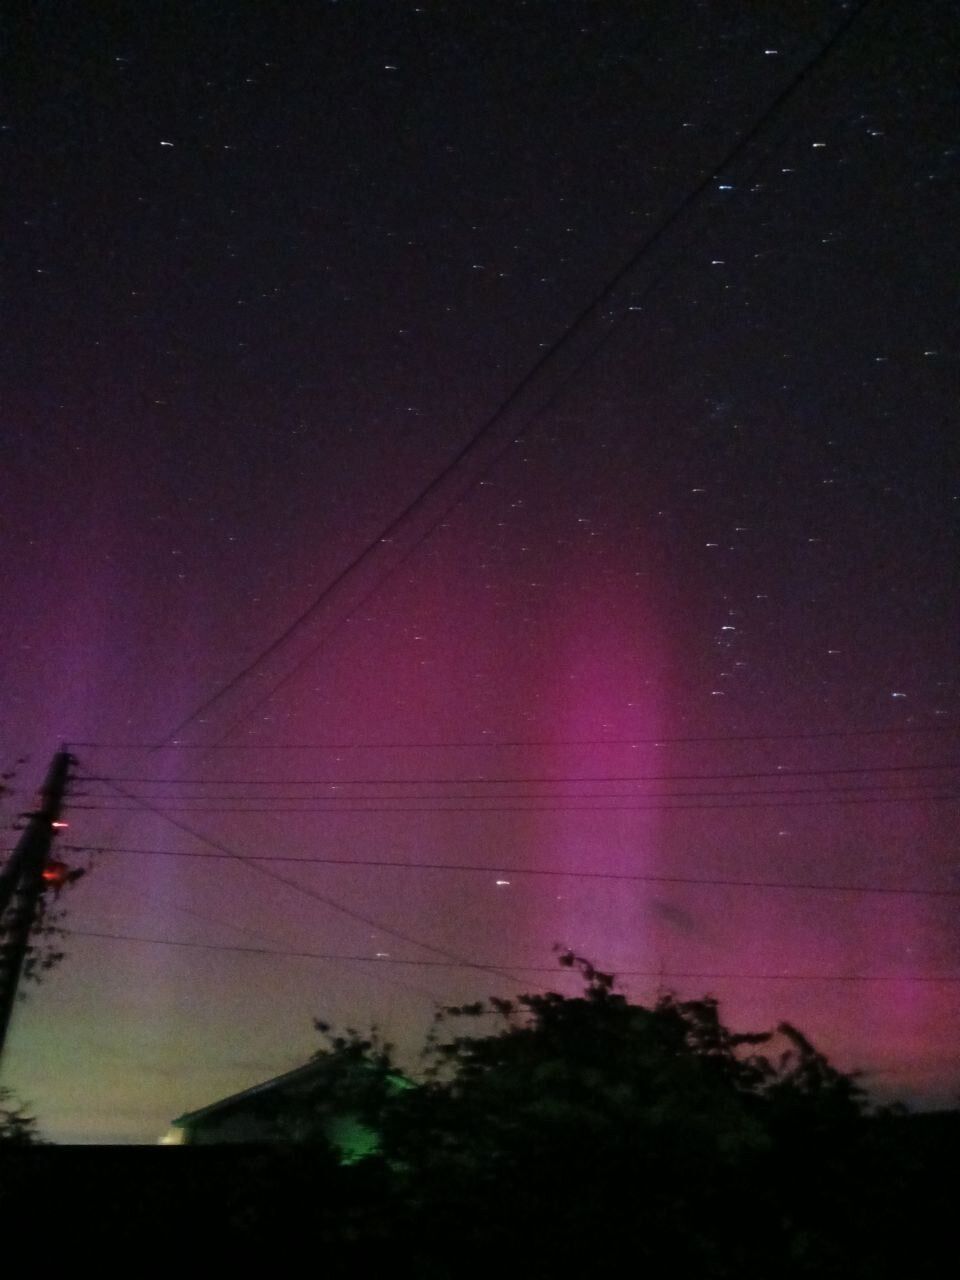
[72,782,960,803]
[63,926,511,975]
[160,318,627,749]
[86,891,449,1005]
[78,761,960,786]
[158,0,878,749]
[97,780,525,984]
[197,322,640,755]
[70,792,960,815]
[68,844,960,900]
[63,926,960,984]
[68,724,959,752]
[67,857,452,1007]
[158,323,628,751]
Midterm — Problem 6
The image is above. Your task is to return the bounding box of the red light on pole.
[41,860,71,889]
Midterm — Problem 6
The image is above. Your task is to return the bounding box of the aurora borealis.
[0,0,956,1142]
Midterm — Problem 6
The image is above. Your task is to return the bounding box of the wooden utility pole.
[0,749,73,1066]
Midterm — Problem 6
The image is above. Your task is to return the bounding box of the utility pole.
[0,749,73,1066]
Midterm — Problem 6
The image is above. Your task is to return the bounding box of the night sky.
[1,1,957,1143]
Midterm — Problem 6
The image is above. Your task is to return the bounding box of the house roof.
[172,1060,331,1127]
[172,1057,414,1128]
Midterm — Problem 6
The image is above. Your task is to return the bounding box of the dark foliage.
[283,952,946,1276]
[0,1088,43,1145]
[2,955,951,1276]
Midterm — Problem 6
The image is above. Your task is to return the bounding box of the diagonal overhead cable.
[161,0,877,748]
[97,778,525,985]
[186,320,632,753]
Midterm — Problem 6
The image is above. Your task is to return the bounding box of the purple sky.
[0,0,957,1141]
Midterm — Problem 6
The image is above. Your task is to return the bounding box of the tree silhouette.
[292,952,897,1273]
[0,1087,42,1145]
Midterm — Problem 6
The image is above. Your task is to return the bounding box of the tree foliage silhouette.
[291,952,898,1272]
[0,1088,43,1145]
